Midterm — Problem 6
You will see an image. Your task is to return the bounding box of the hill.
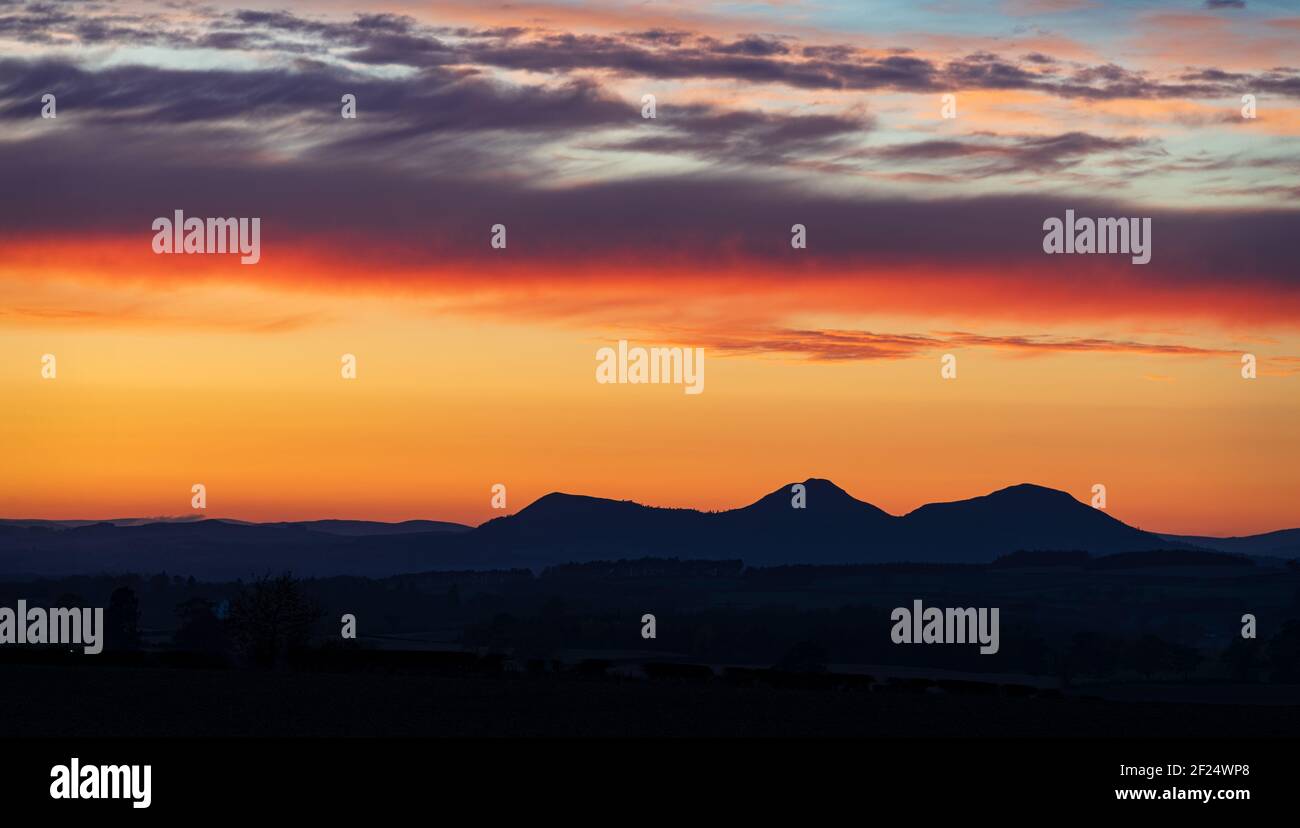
[0,479,1211,577]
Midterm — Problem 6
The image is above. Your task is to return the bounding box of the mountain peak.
[905,483,1083,518]
[516,492,639,519]
[736,477,891,519]
[798,477,848,493]
[986,483,1079,502]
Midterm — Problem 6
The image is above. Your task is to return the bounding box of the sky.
[1,0,1297,535]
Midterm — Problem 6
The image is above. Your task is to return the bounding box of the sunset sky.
[1,0,1298,535]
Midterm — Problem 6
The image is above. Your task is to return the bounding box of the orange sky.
[3,263,1297,536]
[2,0,1298,536]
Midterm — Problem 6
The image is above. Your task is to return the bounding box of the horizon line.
[3,479,1297,540]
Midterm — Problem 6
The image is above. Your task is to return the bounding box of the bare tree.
[228,573,320,668]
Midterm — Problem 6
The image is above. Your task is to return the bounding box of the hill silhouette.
[467,480,1188,567]
[898,483,1175,560]
[1159,527,1300,559]
[0,479,1284,578]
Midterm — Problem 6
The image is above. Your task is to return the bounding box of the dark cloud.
[944,52,1043,89]
[623,29,694,47]
[868,132,1155,176]
[0,55,878,171]
[597,106,871,165]
[714,36,790,57]
[3,3,1297,102]
[0,58,379,123]
[0,114,1295,297]
[341,32,456,67]
[0,56,618,135]
[230,9,335,37]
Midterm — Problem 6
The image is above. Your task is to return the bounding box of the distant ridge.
[0,516,208,529]
[471,479,1186,567]
[0,479,1291,579]
[260,519,471,537]
[1159,528,1300,559]
[0,517,471,535]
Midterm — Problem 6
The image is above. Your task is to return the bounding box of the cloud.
[674,326,1285,363]
[865,131,1155,177]
[0,3,1296,339]
[0,302,328,333]
[3,3,1297,103]
[594,105,871,165]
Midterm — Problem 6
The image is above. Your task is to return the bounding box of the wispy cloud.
[682,327,1265,363]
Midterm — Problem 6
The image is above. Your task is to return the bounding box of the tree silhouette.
[1267,620,1300,683]
[1068,631,1120,679]
[173,597,230,657]
[1130,634,1199,679]
[104,586,141,652]
[55,592,87,609]
[1221,637,1261,682]
[228,573,320,668]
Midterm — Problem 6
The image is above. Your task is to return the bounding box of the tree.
[1167,642,1202,679]
[1129,634,1198,679]
[228,574,320,668]
[1267,620,1300,683]
[1068,631,1120,679]
[55,592,87,609]
[104,586,141,652]
[1221,638,1261,682]
[173,597,229,657]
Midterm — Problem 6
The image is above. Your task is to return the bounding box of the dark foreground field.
[5,662,1300,738]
